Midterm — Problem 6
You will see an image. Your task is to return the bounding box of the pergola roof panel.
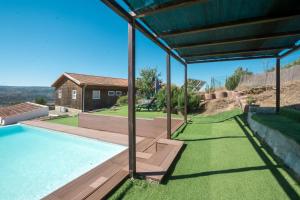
[122,0,300,63]
[184,49,280,63]
[164,17,300,47]
[177,35,300,57]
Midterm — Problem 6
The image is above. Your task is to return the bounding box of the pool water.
[0,124,126,200]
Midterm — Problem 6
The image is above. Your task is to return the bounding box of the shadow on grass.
[234,114,300,200]
[176,135,247,142]
[169,165,281,180]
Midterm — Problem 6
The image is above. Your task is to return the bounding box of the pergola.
[101,0,300,178]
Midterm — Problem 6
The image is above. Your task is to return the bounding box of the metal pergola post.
[166,53,171,139]
[184,64,188,123]
[276,57,281,114]
[128,21,136,178]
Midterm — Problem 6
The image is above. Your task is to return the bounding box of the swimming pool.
[0,124,127,200]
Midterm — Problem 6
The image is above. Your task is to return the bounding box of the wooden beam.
[279,45,300,59]
[161,13,300,38]
[174,31,300,50]
[128,22,136,178]
[184,64,188,123]
[276,58,281,113]
[187,55,275,64]
[182,46,289,59]
[134,0,206,19]
[101,0,186,66]
[166,53,171,139]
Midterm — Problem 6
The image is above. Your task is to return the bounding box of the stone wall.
[247,112,300,180]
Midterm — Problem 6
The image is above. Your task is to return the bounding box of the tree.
[35,97,47,105]
[225,67,253,90]
[136,67,161,99]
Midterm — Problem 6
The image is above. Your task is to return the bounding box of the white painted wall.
[1,103,49,125]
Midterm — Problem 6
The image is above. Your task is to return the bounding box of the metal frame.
[101,0,185,66]
[187,55,276,64]
[128,21,136,178]
[166,53,171,139]
[134,0,206,19]
[173,31,300,50]
[182,46,289,59]
[101,0,300,179]
[275,57,281,113]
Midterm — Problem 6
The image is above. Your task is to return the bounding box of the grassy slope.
[252,111,300,144]
[47,106,183,126]
[109,109,300,200]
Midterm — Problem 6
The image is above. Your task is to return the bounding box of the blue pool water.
[0,124,126,200]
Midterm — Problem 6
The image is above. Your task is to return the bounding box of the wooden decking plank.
[85,170,128,200]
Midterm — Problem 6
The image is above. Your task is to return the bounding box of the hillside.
[0,86,54,107]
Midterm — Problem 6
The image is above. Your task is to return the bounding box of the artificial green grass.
[94,106,183,119]
[108,109,300,200]
[47,106,184,126]
[252,113,300,144]
[48,116,78,127]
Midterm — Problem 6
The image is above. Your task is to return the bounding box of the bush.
[35,97,47,105]
[156,85,201,114]
[280,108,300,123]
[225,67,253,90]
[116,95,128,105]
[246,96,256,105]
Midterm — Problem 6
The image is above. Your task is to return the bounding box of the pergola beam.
[134,0,206,19]
[161,13,300,38]
[166,53,171,139]
[184,64,188,123]
[275,57,281,113]
[101,0,186,66]
[174,31,300,50]
[128,22,136,178]
[187,55,276,64]
[278,44,300,59]
[182,46,289,59]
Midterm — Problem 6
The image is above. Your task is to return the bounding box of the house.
[0,102,49,125]
[51,73,128,111]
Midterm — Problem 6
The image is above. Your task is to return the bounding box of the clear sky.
[0,0,299,87]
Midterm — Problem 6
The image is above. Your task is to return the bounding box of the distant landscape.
[0,86,54,107]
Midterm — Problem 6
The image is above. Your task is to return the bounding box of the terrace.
[2,0,300,199]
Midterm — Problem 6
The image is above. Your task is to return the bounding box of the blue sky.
[0,0,299,87]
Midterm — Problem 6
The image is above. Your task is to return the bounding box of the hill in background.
[0,86,54,107]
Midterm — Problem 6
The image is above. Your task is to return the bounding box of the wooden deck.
[22,120,184,200]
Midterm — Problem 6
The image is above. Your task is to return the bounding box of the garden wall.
[247,112,300,180]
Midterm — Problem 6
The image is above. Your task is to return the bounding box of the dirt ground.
[200,80,300,115]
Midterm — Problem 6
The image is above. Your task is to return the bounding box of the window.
[72,90,77,100]
[108,91,115,96]
[58,89,62,99]
[93,90,101,99]
[116,91,122,96]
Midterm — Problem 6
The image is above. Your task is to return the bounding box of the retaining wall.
[247,112,300,180]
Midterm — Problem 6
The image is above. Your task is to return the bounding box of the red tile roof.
[52,73,128,88]
[0,102,42,118]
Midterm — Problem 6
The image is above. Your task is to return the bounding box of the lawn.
[252,109,300,144]
[47,105,184,126]
[108,109,300,200]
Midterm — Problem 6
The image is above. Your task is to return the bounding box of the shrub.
[156,85,201,114]
[116,95,128,105]
[225,67,253,90]
[35,97,47,105]
[280,108,300,123]
[246,96,256,105]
